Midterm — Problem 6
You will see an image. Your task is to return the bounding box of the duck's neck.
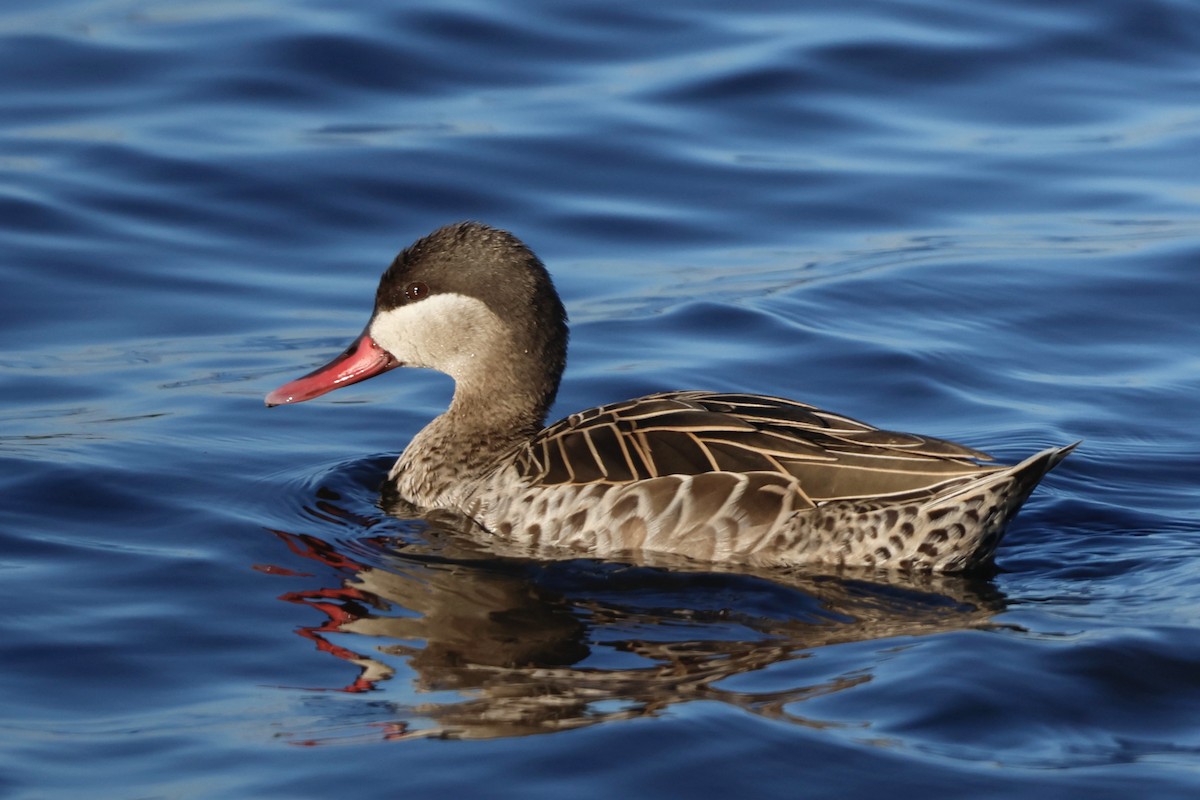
[388,364,557,507]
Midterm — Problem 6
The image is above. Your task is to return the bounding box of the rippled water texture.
[3,0,1200,797]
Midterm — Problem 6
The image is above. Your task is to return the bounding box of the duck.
[266,222,1075,572]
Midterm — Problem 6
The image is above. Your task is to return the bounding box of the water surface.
[3,0,1200,797]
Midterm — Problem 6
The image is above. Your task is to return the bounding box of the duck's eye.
[405,282,430,302]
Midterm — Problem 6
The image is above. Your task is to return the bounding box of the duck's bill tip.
[264,331,399,408]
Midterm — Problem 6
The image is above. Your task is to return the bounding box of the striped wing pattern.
[514,391,999,505]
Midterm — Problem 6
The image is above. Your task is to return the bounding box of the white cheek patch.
[369,293,506,377]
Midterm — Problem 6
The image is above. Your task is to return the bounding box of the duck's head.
[265,222,569,425]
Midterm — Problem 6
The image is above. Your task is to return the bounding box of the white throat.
[369,293,508,385]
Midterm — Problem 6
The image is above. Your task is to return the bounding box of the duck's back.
[515,391,1001,503]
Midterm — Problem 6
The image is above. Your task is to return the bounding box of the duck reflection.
[265,491,1006,743]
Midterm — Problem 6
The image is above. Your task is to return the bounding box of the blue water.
[3,0,1200,797]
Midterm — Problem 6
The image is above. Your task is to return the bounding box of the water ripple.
[3,0,1200,797]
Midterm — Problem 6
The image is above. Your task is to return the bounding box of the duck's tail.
[921,441,1079,572]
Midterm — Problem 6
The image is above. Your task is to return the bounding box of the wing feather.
[518,390,1000,503]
